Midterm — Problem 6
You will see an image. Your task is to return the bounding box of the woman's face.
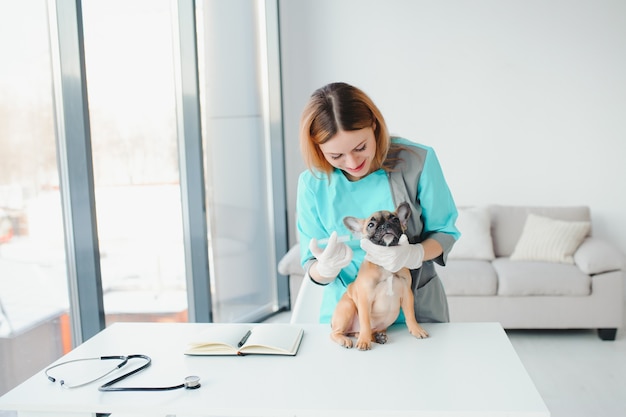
[319,127,377,181]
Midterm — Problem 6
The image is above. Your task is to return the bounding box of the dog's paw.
[341,338,354,349]
[331,333,354,348]
[409,324,429,339]
[355,338,372,350]
[374,332,388,344]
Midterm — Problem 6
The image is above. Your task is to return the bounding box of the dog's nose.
[382,221,398,232]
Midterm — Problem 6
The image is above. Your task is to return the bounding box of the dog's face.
[343,202,411,247]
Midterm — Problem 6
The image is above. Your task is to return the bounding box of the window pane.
[0,1,70,396]
[81,0,188,325]
[198,1,280,322]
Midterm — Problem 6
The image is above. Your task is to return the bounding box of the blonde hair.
[300,82,400,175]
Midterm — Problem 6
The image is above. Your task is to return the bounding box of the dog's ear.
[396,202,411,227]
[343,216,364,234]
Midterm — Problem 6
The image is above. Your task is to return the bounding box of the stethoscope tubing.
[98,354,153,391]
[100,382,188,391]
[45,355,129,389]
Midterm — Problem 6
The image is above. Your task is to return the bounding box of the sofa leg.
[597,328,617,341]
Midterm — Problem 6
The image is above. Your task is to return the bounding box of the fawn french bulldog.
[330,202,429,350]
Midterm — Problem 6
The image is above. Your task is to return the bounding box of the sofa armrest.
[574,237,625,275]
[278,243,304,276]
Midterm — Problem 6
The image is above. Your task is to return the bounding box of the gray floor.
[506,328,626,417]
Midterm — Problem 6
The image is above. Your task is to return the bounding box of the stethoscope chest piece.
[184,376,201,389]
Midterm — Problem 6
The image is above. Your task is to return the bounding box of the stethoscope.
[45,354,201,391]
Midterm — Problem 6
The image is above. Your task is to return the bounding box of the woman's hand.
[360,234,424,272]
[309,231,353,279]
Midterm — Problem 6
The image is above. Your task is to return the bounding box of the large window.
[0,0,287,398]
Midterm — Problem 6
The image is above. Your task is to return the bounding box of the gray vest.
[387,146,450,323]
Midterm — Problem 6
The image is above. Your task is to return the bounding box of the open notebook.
[184,323,304,356]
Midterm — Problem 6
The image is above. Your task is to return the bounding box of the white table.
[0,322,550,416]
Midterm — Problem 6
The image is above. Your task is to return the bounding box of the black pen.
[238,330,252,348]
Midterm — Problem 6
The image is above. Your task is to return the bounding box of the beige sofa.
[278,205,625,340]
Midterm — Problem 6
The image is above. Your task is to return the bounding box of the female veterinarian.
[297,82,460,325]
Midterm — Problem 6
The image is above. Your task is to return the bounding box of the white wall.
[279,0,626,258]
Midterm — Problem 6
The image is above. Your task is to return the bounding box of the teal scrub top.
[296,138,459,323]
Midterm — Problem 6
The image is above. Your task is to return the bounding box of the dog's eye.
[367,221,376,230]
[391,217,400,224]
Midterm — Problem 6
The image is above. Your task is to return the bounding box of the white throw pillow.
[510,214,590,264]
[448,207,495,260]
[277,244,305,276]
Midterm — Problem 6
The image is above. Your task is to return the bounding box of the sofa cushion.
[510,214,590,264]
[574,237,625,275]
[448,207,495,260]
[493,258,591,296]
[489,205,591,257]
[436,260,498,296]
[277,244,305,276]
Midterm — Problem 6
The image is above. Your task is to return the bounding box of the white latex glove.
[360,234,424,272]
[309,231,353,278]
